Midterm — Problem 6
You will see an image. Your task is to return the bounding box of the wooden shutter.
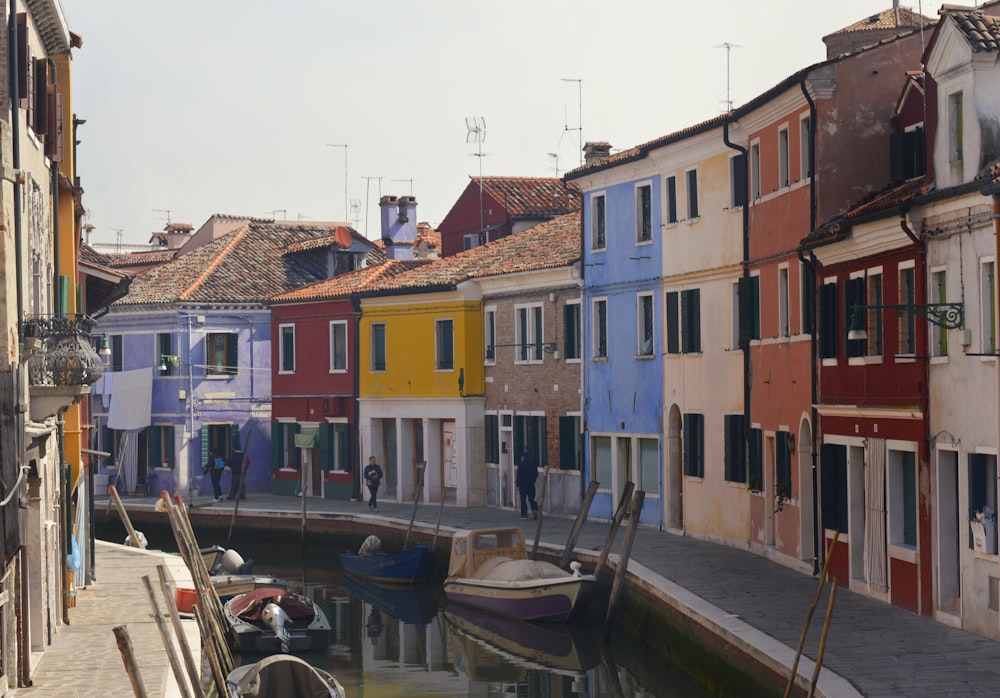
[46,89,63,161]
[801,263,815,333]
[16,14,28,104]
[749,428,763,491]
[319,422,334,471]
[818,282,838,358]
[200,425,210,467]
[271,422,284,469]
[776,431,792,497]
[732,153,747,207]
[147,426,161,468]
[164,426,175,468]
[226,332,238,374]
[229,423,240,454]
[33,58,48,136]
[724,414,746,482]
[738,277,757,346]
[682,289,701,353]
[666,291,679,354]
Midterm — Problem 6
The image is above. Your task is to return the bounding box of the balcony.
[22,314,105,420]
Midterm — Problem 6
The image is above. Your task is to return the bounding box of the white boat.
[227,654,345,698]
[443,527,597,622]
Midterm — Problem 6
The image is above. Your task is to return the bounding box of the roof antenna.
[715,42,743,112]
[466,117,487,238]
[561,78,583,167]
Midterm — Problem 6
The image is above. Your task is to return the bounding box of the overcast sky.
[60,1,938,250]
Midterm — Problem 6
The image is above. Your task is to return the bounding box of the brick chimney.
[380,195,418,260]
[583,141,612,166]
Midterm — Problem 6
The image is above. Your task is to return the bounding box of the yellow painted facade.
[359,294,484,399]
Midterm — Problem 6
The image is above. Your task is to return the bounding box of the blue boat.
[339,536,436,584]
[340,573,438,626]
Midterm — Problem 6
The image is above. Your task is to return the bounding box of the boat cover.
[473,557,571,582]
[229,588,316,623]
[231,654,344,697]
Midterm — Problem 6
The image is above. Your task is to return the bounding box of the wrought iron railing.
[21,314,104,387]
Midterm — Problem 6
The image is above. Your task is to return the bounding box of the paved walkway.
[16,492,1000,697]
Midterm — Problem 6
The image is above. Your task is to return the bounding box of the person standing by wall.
[227,444,248,500]
[364,456,384,510]
[515,453,538,520]
[203,450,225,501]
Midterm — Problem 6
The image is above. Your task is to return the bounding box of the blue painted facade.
[578,174,664,526]
[91,308,272,499]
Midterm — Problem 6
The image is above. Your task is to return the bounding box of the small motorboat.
[224,587,331,654]
[200,545,287,600]
[339,535,436,584]
[202,545,255,575]
[226,654,345,698]
[443,527,597,622]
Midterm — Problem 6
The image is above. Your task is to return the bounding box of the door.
[501,431,514,507]
[443,422,458,488]
[936,449,960,613]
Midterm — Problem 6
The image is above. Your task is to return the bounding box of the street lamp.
[847,303,965,341]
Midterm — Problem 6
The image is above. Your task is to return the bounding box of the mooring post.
[602,489,645,643]
[560,480,599,569]
[112,625,149,698]
[595,481,635,577]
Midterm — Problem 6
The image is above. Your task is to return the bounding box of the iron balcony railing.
[21,314,104,388]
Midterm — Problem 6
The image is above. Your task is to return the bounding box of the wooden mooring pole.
[808,578,839,698]
[560,480,599,569]
[112,625,149,698]
[156,564,205,698]
[530,466,550,560]
[595,481,635,577]
[602,489,644,643]
[108,485,144,549]
[141,575,193,698]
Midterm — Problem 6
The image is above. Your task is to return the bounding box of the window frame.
[206,331,237,376]
[637,292,654,357]
[635,182,652,243]
[866,268,884,358]
[948,91,964,163]
[897,263,916,356]
[591,193,606,250]
[799,112,813,181]
[329,320,348,372]
[750,140,761,200]
[665,176,678,225]
[981,258,996,355]
[435,318,455,371]
[592,297,608,360]
[685,168,699,220]
[279,323,295,374]
[371,322,386,372]
[484,306,497,364]
[515,303,544,364]
[563,301,581,361]
[778,265,790,338]
[778,125,790,188]
[156,332,172,376]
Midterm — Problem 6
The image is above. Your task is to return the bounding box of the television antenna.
[152,208,171,224]
[391,178,414,195]
[349,199,362,230]
[548,152,560,177]
[267,209,287,220]
[361,176,384,238]
[466,117,487,237]
[561,78,583,167]
[715,43,743,112]
[112,228,123,253]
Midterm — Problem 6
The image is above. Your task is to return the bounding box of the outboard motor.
[261,602,292,653]
[221,549,254,575]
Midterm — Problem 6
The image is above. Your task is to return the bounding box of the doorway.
[666,405,683,530]
[936,449,960,613]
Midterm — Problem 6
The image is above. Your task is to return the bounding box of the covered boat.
[339,535,435,584]
[443,527,597,622]
[224,587,331,654]
[227,654,345,698]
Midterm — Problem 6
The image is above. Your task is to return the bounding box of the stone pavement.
[12,542,197,698]
[17,491,1000,697]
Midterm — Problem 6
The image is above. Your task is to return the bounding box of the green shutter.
[226,332,239,375]
[666,292,679,354]
[230,423,240,454]
[749,428,763,491]
[319,423,333,471]
[147,426,161,468]
[338,424,350,473]
[776,431,792,497]
[559,416,576,470]
[75,283,82,314]
[200,425,210,467]
[819,282,838,358]
[271,422,284,469]
[165,426,175,468]
[292,424,301,468]
[738,278,754,346]
[103,425,116,465]
[59,275,69,315]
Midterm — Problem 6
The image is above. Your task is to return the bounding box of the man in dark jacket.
[515,453,538,520]
[226,446,248,500]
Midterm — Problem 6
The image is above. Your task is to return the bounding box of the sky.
[60,1,938,251]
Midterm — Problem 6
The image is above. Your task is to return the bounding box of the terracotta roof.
[79,242,108,265]
[416,222,441,251]
[825,8,927,37]
[471,177,580,217]
[102,249,178,268]
[284,226,368,254]
[273,211,580,303]
[116,221,337,306]
[802,177,931,246]
[941,5,1000,52]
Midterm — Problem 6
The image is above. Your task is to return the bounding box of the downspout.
[799,77,821,576]
[57,406,70,625]
[352,297,362,501]
[722,117,751,507]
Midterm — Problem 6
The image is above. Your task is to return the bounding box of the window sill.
[328,368,348,374]
[821,358,838,367]
[205,373,232,380]
[893,354,917,364]
[635,238,653,246]
[685,216,701,225]
[153,466,172,472]
[888,543,917,564]
[564,357,582,364]
[591,357,608,363]
[634,353,656,360]
[929,356,949,365]
[973,550,999,561]
[590,247,607,253]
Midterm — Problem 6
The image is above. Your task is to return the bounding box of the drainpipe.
[48,60,58,315]
[723,117,751,505]
[799,78,821,576]
[10,0,23,330]
[57,405,70,624]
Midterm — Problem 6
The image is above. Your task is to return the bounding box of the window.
[665,176,678,224]
[800,113,813,180]
[818,280,838,359]
[319,422,350,472]
[330,321,348,372]
[515,304,543,363]
[593,298,607,359]
[800,261,815,334]
[110,334,123,372]
[206,332,238,376]
[371,323,386,371]
[890,126,926,182]
[639,438,659,493]
[738,275,761,346]
[982,260,996,355]
[157,332,172,376]
[948,91,963,163]
[730,153,747,209]
[464,232,486,250]
[591,194,606,250]
[820,443,849,533]
[778,127,790,188]
[930,269,947,358]
[636,183,652,242]
[203,423,241,465]
[559,415,582,470]
[898,265,915,355]
[563,302,581,360]
[484,307,496,362]
[724,414,746,483]
[748,427,763,491]
[776,430,793,501]
[593,436,612,488]
[435,319,454,370]
[969,453,998,550]
[146,425,175,469]
[682,413,704,478]
[867,271,884,356]
[751,142,761,200]
[686,169,699,219]
[778,267,790,338]
[279,324,295,373]
[666,289,701,354]
[845,276,866,359]
[485,414,499,463]
[270,422,301,469]
[889,449,917,548]
[514,414,546,467]
[637,293,654,356]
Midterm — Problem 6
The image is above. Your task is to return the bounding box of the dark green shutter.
[725,414,746,482]
[732,153,747,207]
[318,423,333,471]
[164,426,175,468]
[749,428,763,491]
[683,415,694,476]
[226,332,239,374]
[513,416,525,461]
[147,426,161,468]
[338,424,350,473]
[776,431,792,498]
[111,335,123,372]
[291,424,301,468]
[229,423,240,454]
[819,282,838,358]
[738,277,760,345]
[271,422,284,468]
[801,263,815,334]
[200,425,210,467]
[559,416,576,470]
[103,425,116,465]
[666,292,679,354]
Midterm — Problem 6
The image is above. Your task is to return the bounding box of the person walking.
[364,456,384,510]
[203,450,225,501]
[226,445,248,500]
[515,453,538,520]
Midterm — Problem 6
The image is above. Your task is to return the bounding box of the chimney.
[380,194,418,260]
[583,141,612,166]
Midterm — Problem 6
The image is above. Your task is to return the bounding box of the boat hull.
[224,589,331,655]
[339,544,435,584]
[444,575,595,622]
